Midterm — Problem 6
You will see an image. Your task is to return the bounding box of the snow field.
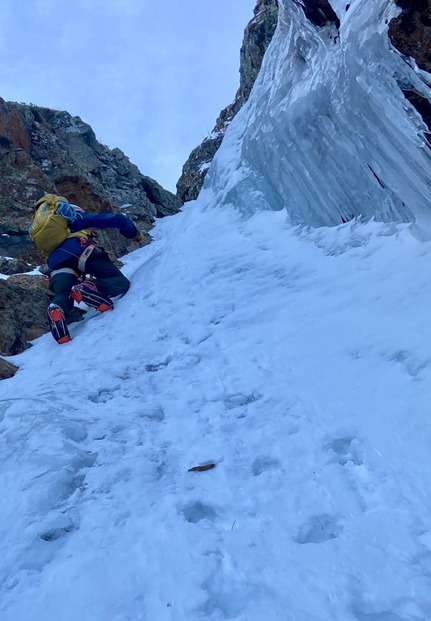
[2,205,431,620]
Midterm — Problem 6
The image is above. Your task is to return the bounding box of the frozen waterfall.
[203,0,431,237]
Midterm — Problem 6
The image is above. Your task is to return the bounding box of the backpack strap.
[68,229,92,241]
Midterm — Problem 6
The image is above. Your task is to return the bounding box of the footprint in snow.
[144,358,172,372]
[138,404,165,421]
[223,393,262,410]
[252,456,282,476]
[294,514,342,544]
[19,517,78,574]
[182,501,218,524]
[39,519,77,542]
[388,350,431,379]
[325,436,363,466]
[88,386,119,403]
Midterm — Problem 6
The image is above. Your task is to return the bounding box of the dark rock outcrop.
[0,273,85,356]
[389,1,431,136]
[0,356,18,380]
[0,257,31,276]
[389,0,431,74]
[401,89,431,141]
[293,0,340,29]
[0,98,182,268]
[0,274,50,355]
[0,99,182,358]
[177,0,279,202]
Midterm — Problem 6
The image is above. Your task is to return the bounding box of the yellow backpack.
[30,194,89,255]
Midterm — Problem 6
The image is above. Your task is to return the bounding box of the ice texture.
[203,0,431,236]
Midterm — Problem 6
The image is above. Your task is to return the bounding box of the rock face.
[0,274,84,357]
[293,0,340,29]
[0,98,182,361]
[389,0,431,73]
[0,275,51,355]
[389,0,431,136]
[0,98,182,271]
[176,0,279,202]
[0,356,18,380]
[0,267,82,360]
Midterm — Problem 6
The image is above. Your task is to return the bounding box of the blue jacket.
[47,211,139,272]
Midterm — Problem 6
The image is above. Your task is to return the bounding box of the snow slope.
[2,206,431,621]
[3,0,431,619]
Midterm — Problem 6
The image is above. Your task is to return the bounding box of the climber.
[30,193,144,344]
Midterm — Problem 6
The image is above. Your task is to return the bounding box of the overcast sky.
[0,0,256,193]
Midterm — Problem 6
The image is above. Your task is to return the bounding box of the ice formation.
[204,0,431,236]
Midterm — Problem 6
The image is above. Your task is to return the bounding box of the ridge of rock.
[0,99,182,360]
[176,0,279,203]
[0,99,182,268]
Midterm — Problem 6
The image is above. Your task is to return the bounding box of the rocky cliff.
[176,0,279,202]
[389,0,431,137]
[0,99,182,366]
[0,98,182,272]
[389,0,431,73]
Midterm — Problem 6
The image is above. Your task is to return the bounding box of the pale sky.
[0,0,256,193]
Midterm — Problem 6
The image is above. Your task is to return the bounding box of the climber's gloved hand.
[132,231,145,245]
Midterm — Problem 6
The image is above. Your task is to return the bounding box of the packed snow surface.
[2,205,431,621]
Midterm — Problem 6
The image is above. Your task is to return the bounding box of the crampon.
[71,281,114,312]
[47,303,71,344]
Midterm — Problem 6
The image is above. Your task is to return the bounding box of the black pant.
[49,248,130,317]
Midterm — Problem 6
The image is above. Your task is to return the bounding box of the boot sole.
[48,307,65,322]
[71,288,114,312]
[47,307,71,344]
